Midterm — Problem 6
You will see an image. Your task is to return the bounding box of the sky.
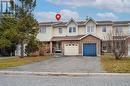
[34,0,130,22]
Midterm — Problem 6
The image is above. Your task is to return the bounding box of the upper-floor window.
[102,26,106,32]
[87,26,94,33]
[40,27,46,33]
[116,27,123,33]
[69,27,76,33]
[58,28,62,34]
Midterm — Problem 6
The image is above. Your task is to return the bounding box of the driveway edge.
[0,71,130,77]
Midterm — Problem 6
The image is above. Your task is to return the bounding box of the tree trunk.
[20,42,24,58]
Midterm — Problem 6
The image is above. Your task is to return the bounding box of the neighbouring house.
[36,18,130,56]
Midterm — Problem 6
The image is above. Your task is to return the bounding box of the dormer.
[85,18,97,35]
[66,18,78,36]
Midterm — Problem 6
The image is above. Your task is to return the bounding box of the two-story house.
[37,18,130,56]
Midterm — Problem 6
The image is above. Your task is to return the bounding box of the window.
[103,46,107,50]
[116,27,123,33]
[69,27,76,33]
[59,28,62,34]
[40,27,46,33]
[102,26,106,32]
[87,26,94,33]
[91,26,94,32]
[69,27,72,33]
[87,26,91,32]
[73,27,76,32]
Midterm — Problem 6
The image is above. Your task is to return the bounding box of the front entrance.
[53,42,62,54]
[83,43,96,56]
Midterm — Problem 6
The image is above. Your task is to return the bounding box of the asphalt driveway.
[3,56,105,73]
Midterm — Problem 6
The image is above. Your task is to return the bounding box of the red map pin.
[55,13,61,21]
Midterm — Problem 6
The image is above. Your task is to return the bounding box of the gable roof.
[39,19,130,27]
[51,35,84,41]
[66,18,78,26]
[80,34,101,40]
[84,18,97,25]
[51,34,101,41]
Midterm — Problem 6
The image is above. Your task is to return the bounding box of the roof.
[39,22,57,26]
[80,34,101,40]
[51,35,101,41]
[39,20,130,27]
[51,35,84,41]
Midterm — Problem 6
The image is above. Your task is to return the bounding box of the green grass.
[101,54,130,73]
[0,56,50,69]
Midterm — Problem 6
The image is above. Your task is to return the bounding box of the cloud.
[46,0,130,13]
[97,12,118,20]
[35,9,79,22]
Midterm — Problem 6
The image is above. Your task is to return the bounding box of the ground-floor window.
[102,46,107,52]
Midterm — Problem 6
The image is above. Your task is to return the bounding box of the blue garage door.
[83,43,96,56]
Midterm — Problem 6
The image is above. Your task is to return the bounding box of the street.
[0,74,130,86]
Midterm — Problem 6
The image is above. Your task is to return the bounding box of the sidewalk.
[0,71,130,77]
[0,56,17,60]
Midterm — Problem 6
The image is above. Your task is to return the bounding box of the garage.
[64,43,79,55]
[83,43,96,56]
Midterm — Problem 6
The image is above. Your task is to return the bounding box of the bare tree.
[104,31,128,59]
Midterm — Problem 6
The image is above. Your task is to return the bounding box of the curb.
[0,71,130,77]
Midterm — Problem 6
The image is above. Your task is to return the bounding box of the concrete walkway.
[2,56,105,73]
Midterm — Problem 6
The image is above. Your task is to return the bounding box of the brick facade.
[61,35,101,56]
[79,35,101,56]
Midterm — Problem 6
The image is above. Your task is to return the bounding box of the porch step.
[53,53,62,58]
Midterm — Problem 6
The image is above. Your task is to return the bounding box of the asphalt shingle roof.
[39,20,130,26]
[51,35,84,41]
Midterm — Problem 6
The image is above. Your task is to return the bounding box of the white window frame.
[69,27,76,33]
[40,27,46,33]
[102,26,106,32]
[115,27,123,33]
[58,28,62,34]
[86,26,95,34]
[73,27,76,32]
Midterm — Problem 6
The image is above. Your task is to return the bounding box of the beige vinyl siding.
[53,27,67,36]
[113,26,129,35]
[78,26,85,35]
[36,26,53,41]
[96,25,113,40]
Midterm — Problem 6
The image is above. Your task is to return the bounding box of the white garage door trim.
[64,43,79,55]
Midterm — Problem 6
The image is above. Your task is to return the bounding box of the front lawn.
[101,54,130,73]
[0,56,50,69]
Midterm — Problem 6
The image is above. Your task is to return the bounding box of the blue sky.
[34,0,130,22]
